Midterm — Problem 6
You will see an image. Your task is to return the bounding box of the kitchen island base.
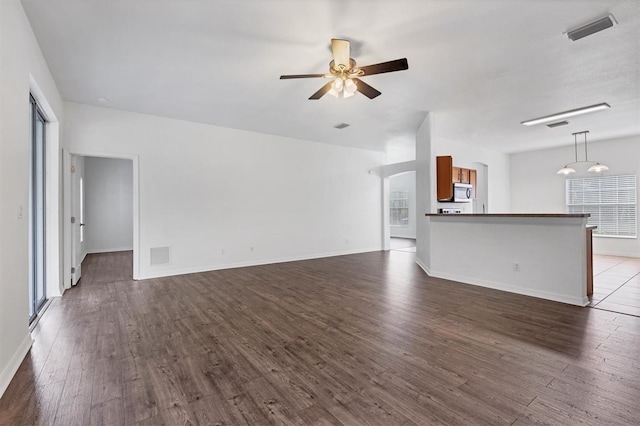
[422,214,591,306]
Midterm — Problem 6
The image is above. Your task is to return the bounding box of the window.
[390,191,409,226]
[566,174,637,237]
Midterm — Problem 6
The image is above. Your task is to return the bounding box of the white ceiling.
[21,0,640,156]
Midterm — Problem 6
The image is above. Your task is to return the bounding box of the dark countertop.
[425,213,590,218]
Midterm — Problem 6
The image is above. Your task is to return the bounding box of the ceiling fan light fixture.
[328,77,357,98]
[344,78,357,94]
[280,38,408,100]
[342,89,355,99]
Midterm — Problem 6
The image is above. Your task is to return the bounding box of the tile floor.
[390,237,417,252]
[589,254,640,317]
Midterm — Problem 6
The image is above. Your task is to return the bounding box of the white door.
[70,155,85,285]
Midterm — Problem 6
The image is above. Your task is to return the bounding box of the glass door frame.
[29,94,47,324]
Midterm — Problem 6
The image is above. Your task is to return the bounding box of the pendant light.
[557,131,608,175]
[557,132,580,175]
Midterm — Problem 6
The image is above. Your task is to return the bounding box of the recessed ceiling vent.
[547,121,569,128]
[567,15,617,41]
[334,123,350,129]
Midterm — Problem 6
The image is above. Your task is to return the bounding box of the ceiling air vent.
[334,123,350,129]
[547,121,569,128]
[567,15,617,41]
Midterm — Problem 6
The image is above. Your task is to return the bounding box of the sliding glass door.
[29,95,47,323]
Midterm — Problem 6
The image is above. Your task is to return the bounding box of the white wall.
[0,0,64,398]
[415,114,432,272]
[389,172,416,239]
[62,102,385,279]
[84,157,133,254]
[511,135,640,258]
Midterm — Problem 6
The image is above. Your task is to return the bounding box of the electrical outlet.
[221,249,225,255]
[513,262,520,272]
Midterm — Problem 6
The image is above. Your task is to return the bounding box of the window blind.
[566,174,637,237]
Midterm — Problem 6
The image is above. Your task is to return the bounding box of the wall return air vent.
[150,246,171,265]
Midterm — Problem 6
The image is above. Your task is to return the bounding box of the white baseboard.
[415,256,587,306]
[390,234,417,239]
[0,333,33,399]
[86,247,133,254]
[415,258,431,276]
[427,268,588,307]
[593,249,640,258]
[138,246,382,280]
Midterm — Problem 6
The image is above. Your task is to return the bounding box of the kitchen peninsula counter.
[421,213,591,306]
[425,213,590,218]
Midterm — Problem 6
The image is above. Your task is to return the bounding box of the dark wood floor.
[2,250,640,425]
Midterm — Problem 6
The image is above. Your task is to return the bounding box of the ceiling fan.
[279,39,409,100]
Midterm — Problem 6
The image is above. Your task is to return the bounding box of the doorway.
[388,171,416,252]
[66,153,139,287]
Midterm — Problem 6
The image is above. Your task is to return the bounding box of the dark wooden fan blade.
[280,74,327,79]
[358,58,408,76]
[309,81,334,100]
[352,78,381,99]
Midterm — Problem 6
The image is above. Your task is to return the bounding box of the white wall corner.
[415,258,431,276]
[415,112,432,269]
[382,177,390,250]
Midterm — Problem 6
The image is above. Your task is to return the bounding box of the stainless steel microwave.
[453,183,472,202]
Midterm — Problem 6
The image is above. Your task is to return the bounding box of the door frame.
[29,95,47,322]
[471,161,489,214]
[63,150,140,288]
[69,154,83,286]
[29,75,62,300]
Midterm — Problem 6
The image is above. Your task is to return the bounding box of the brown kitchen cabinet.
[436,155,477,201]
[436,156,454,201]
[453,167,470,184]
